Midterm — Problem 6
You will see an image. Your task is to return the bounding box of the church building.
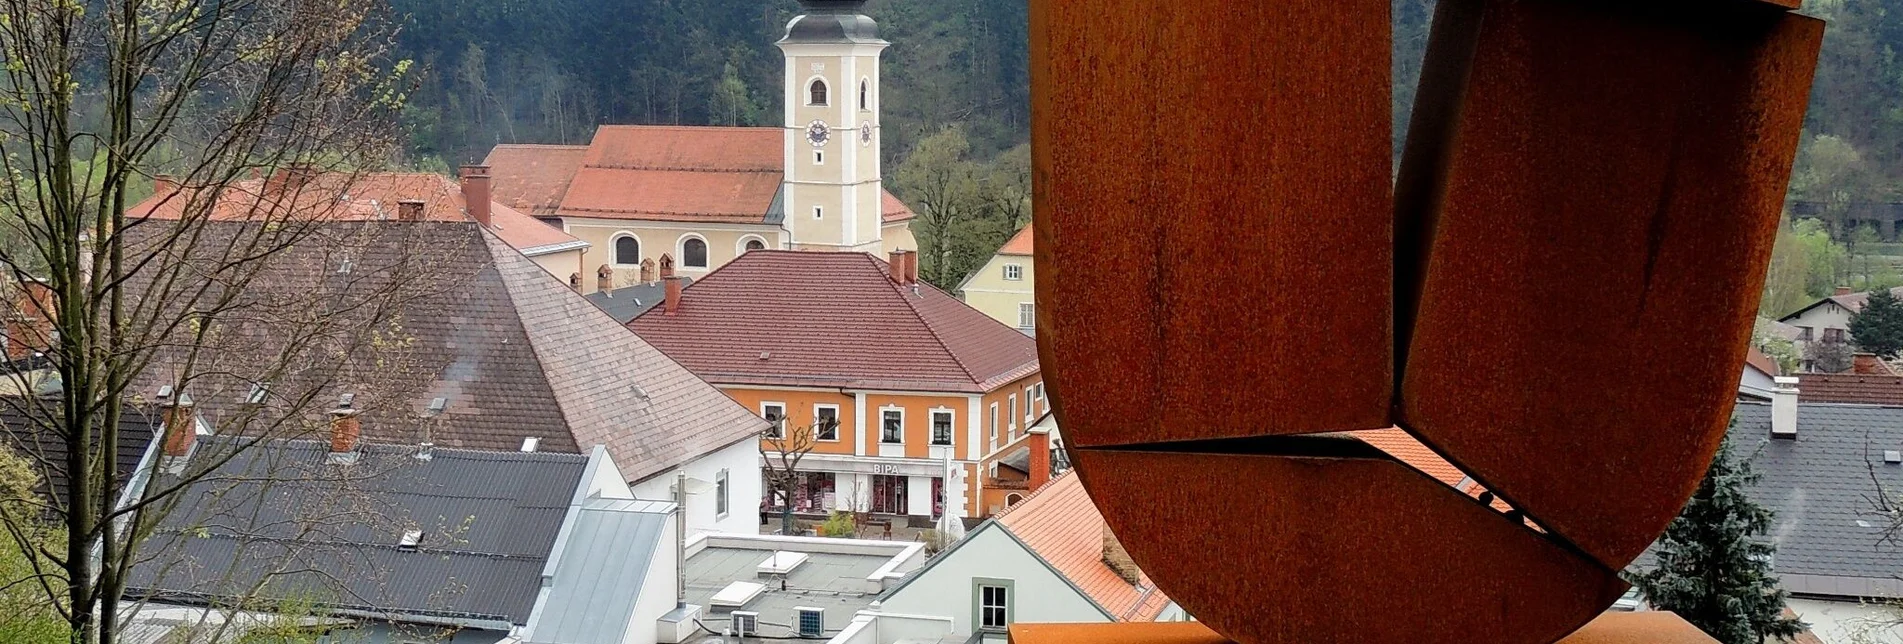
[484,0,916,293]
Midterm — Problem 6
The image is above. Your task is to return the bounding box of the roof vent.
[155,385,174,401]
[1886,450,1902,464]
[337,392,355,409]
[245,382,268,405]
[336,253,352,274]
[397,529,423,551]
[794,607,824,638]
[757,551,808,576]
[520,437,539,452]
[428,397,448,415]
[711,581,766,609]
[416,442,434,461]
[759,351,771,361]
[632,384,650,400]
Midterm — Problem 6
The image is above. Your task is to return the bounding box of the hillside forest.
[392,0,1903,303]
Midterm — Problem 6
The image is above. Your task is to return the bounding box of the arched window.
[682,237,709,268]
[1005,493,1025,507]
[859,79,870,111]
[809,79,829,106]
[614,235,640,265]
[744,238,766,253]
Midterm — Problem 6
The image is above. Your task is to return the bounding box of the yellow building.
[482,0,917,294]
[957,224,1037,335]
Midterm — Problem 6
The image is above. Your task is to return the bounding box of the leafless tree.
[761,416,831,537]
[0,0,434,641]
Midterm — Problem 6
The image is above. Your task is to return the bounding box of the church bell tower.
[778,0,888,252]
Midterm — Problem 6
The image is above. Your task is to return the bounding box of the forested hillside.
[390,0,1903,296]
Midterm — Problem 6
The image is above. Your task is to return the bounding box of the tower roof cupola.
[781,0,884,45]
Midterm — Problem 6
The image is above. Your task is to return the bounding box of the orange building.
[630,249,1043,525]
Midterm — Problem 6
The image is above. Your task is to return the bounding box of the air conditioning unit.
[732,611,759,638]
[794,607,824,638]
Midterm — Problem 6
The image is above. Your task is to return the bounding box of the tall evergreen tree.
[1851,288,1903,358]
[1633,435,1805,644]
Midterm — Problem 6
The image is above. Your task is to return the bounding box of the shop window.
[764,471,836,514]
[872,474,907,514]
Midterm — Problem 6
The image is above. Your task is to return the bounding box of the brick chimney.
[888,250,906,283]
[1772,376,1799,439]
[1102,525,1142,585]
[660,254,676,280]
[640,258,657,285]
[665,276,685,315]
[903,250,919,285]
[459,165,493,228]
[1027,427,1052,492]
[397,199,426,222]
[568,273,582,290]
[153,174,178,196]
[329,407,362,454]
[1854,353,1892,375]
[161,396,197,458]
[265,164,316,198]
[1836,285,1854,296]
[596,265,614,292]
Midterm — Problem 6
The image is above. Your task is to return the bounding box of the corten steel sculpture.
[1029,0,1821,641]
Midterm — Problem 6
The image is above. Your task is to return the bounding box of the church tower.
[778,0,888,253]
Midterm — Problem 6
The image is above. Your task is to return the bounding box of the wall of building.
[726,387,860,456]
[876,525,1111,636]
[630,439,762,537]
[562,217,783,292]
[881,221,916,256]
[528,249,585,289]
[627,512,681,644]
[958,254,1035,334]
[981,373,1047,457]
[1785,302,1853,344]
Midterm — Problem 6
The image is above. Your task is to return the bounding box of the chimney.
[640,258,657,285]
[889,250,906,284]
[660,254,676,280]
[1027,427,1052,492]
[266,164,315,198]
[1772,376,1799,439]
[161,396,197,458]
[664,276,684,315]
[1855,353,1888,375]
[568,273,582,291]
[329,407,362,454]
[459,165,493,228]
[153,174,178,196]
[1836,285,1854,296]
[903,250,919,285]
[1102,525,1142,585]
[596,265,614,292]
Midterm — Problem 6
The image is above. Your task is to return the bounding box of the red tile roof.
[484,145,589,215]
[1745,347,1781,377]
[628,251,1037,393]
[1797,373,1903,405]
[998,224,1034,256]
[126,172,583,257]
[994,472,1173,622]
[486,125,915,225]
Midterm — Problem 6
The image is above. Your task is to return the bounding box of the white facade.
[875,523,1113,636]
[630,439,763,537]
[1788,598,1903,644]
[778,25,888,252]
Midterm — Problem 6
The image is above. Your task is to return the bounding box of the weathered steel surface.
[1071,439,1626,644]
[1394,0,1824,571]
[1008,612,1722,644]
[1029,0,1393,449]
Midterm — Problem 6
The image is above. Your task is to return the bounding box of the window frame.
[1008,394,1018,438]
[761,402,787,439]
[989,403,999,445]
[814,206,824,220]
[930,409,955,446]
[1002,263,1024,281]
[859,77,871,111]
[814,404,841,442]
[611,233,642,266]
[808,78,830,106]
[880,408,904,444]
[679,235,710,269]
[1018,303,1036,330]
[973,578,1015,632]
[715,468,730,518]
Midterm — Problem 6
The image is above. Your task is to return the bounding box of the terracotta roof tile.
[993,473,1172,622]
[1745,347,1781,377]
[628,251,1037,393]
[127,172,582,257]
[1797,373,1903,405]
[490,126,915,225]
[483,145,589,215]
[998,224,1034,256]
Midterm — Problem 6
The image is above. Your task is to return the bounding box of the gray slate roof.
[125,436,589,625]
[0,396,159,509]
[132,221,764,483]
[524,497,673,644]
[583,277,691,324]
[1729,402,1903,598]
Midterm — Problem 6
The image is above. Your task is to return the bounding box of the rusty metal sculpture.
[1030,0,1821,640]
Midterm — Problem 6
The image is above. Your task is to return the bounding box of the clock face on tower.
[860,121,874,146]
[807,120,831,147]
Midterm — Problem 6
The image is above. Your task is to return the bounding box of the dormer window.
[809,79,829,106]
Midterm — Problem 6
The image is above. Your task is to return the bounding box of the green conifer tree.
[1632,434,1805,644]
[1851,288,1903,358]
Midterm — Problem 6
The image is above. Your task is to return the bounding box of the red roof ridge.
[992,469,1079,522]
[490,143,589,150]
[580,163,780,172]
[593,124,779,133]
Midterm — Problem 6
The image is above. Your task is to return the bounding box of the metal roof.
[1729,402,1903,598]
[124,436,589,626]
[524,497,674,644]
[583,277,692,324]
